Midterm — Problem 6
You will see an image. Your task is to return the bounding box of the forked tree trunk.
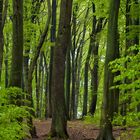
[97,0,120,139]
[89,3,104,115]
[23,0,43,93]
[50,0,73,138]
[27,0,51,137]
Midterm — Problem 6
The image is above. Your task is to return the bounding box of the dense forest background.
[0,0,140,139]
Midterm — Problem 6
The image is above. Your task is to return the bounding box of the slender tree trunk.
[89,3,98,115]
[35,64,40,118]
[23,45,30,92]
[0,0,3,82]
[39,53,44,118]
[48,0,57,118]
[65,37,71,120]
[97,0,120,139]
[90,43,99,115]
[27,0,51,137]
[1,0,8,83]
[37,54,42,118]
[82,18,92,116]
[50,0,73,138]
[81,7,93,117]
[43,52,49,119]
[134,0,140,112]
[89,4,105,115]
[4,33,9,88]
[71,4,78,119]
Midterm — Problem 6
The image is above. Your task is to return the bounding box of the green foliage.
[110,45,140,138]
[0,87,31,140]
[83,112,100,125]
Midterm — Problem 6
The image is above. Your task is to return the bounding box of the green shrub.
[0,87,31,140]
[110,45,140,139]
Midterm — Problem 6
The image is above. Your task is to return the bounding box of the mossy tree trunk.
[4,34,9,87]
[97,0,120,139]
[0,0,7,82]
[50,0,73,138]
[48,0,57,118]
[9,0,23,88]
[0,0,3,82]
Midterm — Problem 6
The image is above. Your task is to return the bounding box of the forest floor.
[27,119,133,140]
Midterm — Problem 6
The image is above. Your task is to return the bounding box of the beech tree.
[50,0,73,138]
[48,0,57,118]
[9,0,23,88]
[0,0,3,82]
[0,0,7,82]
[27,0,51,137]
[97,0,120,139]
[0,0,140,139]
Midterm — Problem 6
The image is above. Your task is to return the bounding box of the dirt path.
[28,119,127,140]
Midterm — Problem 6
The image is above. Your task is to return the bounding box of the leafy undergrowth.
[0,87,32,140]
[26,119,135,140]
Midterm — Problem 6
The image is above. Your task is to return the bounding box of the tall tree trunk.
[48,0,57,118]
[71,4,78,119]
[65,37,71,120]
[9,0,23,88]
[5,34,9,88]
[43,52,49,119]
[1,0,8,83]
[75,6,89,118]
[50,0,73,138]
[82,12,92,116]
[97,0,120,139]
[23,44,30,92]
[39,52,44,118]
[89,3,105,115]
[89,3,98,115]
[133,0,140,112]
[35,64,40,118]
[0,0,3,82]
[82,6,93,117]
